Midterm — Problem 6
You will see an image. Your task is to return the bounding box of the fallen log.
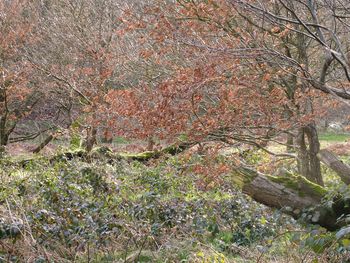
[5,142,195,168]
[317,149,350,184]
[234,167,325,211]
[233,167,350,231]
[118,142,195,161]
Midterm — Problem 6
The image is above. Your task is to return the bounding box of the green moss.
[232,167,326,199]
[231,167,259,188]
[90,146,115,159]
[119,151,159,161]
[269,175,299,190]
[92,146,112,154]
[300,177,327,197]
[162,144,188,155]
[268,174,327,198]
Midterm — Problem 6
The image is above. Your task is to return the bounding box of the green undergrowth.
[0,152,348,262]
[319,133,350,142]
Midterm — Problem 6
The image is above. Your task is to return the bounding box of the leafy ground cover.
[1,147,350,262]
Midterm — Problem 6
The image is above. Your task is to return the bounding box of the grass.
[318,132,350,142]
[267,132,350,154]
[112,136,130,144]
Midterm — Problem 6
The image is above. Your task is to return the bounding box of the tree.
[0,0,81,154]
[2,0,349,229]
[236,0,350,98]
[0,0,39,150]
[107,0,303,147]
[27,0,130,152]
[231,0,350,184]
[99,0,350,230]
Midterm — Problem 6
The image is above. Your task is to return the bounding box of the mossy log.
[234,167,350,231]
[234,167,325,213]
[119,151,159,161]
[46,142,194,164]
[118,142,194,162]
[9,142,193,167]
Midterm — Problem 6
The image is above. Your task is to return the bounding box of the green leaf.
[342,239,350,247]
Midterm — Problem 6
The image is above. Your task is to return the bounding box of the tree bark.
[85,127,97,153]
[286,134,294,153]
[318,149,350,185]
[305,123,323,185]
[147,137,155,151]
[234,167,349,231]
[237,168,324,211]
[0,116,8,147]
[296,124,324,186]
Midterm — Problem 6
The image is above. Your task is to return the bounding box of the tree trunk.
[85,127,97,153]
[318,149,350,184]
[0,116,8,147]
[147,137,155,151]
[296,124,324,186]
[286,134,294,153]
[0,145,5,158]
[324,119,329,132]
[234,167,349,231]
[296,127,309,177]
[237,168,324,211]
[305,123,323,185]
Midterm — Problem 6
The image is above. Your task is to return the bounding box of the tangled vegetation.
[0,146,350,262]
[2,0,350,261]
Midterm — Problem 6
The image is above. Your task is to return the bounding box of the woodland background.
[1,0,350,262]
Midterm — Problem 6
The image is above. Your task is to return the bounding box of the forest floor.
[0,132,350,262]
